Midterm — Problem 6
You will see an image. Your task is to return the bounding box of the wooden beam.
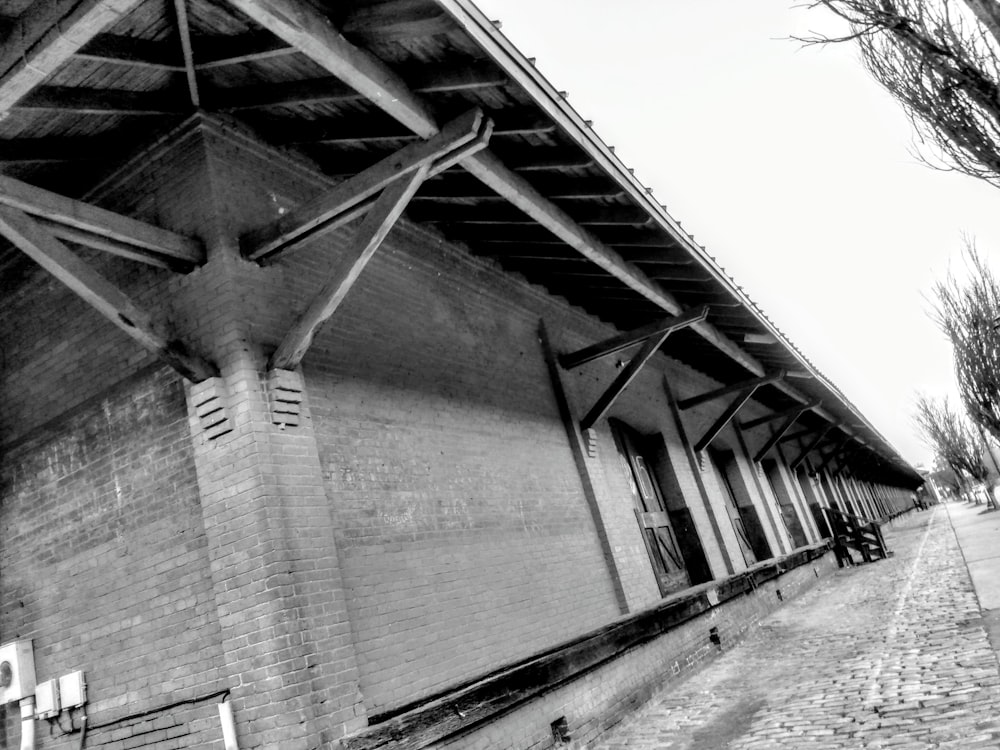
[193,32,296,68]
[435,224,674,248]
[0,206,216,382]
[692,386,759,454]
[0,175,204,266]
[0,137,122,164]
[790,423,835,471]
[560,306,708,370]
[580,324,679,431]
[273,108,551,146]
[210,61,505,110]
[740,400,821,431]
[243,108,491,262]
[225,0,770,384]
[340,0,453,42]
[815,437,852,475]
[16,87,187,115]
[173,0,200,107]
[75,34,186,71]
[411,175,625,201]
[0,0,146,113]
[678,372,784,411]
[406,203,648,227]
[539,321,629,614]
[780,425,825,444]
[269,166,428,371]
[226,0,440,133]
[753,408,811,464]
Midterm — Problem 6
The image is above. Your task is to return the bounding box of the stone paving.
[590,507,1000,749]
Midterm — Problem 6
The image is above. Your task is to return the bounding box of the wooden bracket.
[268,164,430,371]
[780,424,826,444]
[789,423,836,471]
[0,204,218,382]
[739,400,820,431]
[692,385,760,453]
[242,107,493,263]
[559,306,708,370]
[814,436,852,475]
[0,174,204,270]
[677,371,785,411]
[577,307,709,431]
[751,404,819,463]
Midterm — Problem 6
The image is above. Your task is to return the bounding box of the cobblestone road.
[591,507,1000,749]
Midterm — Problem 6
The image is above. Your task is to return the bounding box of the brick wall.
[0,367,226,748]
[301,236,625,714]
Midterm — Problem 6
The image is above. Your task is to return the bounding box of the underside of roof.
[0,0,923,487]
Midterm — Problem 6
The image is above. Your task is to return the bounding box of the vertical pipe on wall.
[20,696,35,750]
[219,700,240,750]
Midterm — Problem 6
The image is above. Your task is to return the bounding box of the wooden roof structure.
[0,0,922,487]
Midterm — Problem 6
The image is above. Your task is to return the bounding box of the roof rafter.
[242,108,492,263]
[16,86,188,115]
[0,0,146,113]
[224,0,894,462]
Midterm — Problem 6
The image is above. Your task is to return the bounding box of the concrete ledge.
[340,540,831,750]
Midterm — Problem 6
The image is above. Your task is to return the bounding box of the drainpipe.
[218,700,240,750]
[20,696,34,750]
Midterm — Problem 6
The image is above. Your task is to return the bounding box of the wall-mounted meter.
[0,640,36,704]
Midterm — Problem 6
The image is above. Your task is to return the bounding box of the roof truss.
[242,108,492,263]
[0,0,146,113]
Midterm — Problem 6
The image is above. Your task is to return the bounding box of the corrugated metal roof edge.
[436,0,920,484]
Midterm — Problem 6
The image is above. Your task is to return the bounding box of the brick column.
[171,132,367,748]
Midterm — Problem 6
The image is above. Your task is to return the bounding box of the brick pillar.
[173,134,367,748]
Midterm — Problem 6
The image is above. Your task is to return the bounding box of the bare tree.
[801,0,1000,187]
[931,243,1000,441]
[914,393,992,501]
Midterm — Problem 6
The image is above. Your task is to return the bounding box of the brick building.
[0,1,921,748]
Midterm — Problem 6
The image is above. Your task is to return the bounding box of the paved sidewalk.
[944,500,1000,654]
[590,508,1000,749]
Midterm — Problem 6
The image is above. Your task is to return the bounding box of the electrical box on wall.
[58,671,86,708]
[0,640,36,704]
[34,679,59,719]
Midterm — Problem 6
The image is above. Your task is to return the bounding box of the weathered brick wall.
[0,367,226,748]
[301,236,626,714]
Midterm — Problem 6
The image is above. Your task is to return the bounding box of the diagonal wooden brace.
[814,436,853,475]
[577,311,705,431]
[692,385,761,454]
[268,165,430,371]
[0,174,204,269]
[559,305,708,370]
[789,423,836,471]
[740,400,821,431]
[677,371,785,411]
[0,204,218,382]
[752,406,815,464]
[243,107,493,262]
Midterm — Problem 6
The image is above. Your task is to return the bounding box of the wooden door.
[708,450,757,566]
[611,424,689,596]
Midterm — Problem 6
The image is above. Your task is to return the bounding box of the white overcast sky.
[473,0,1000,469]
